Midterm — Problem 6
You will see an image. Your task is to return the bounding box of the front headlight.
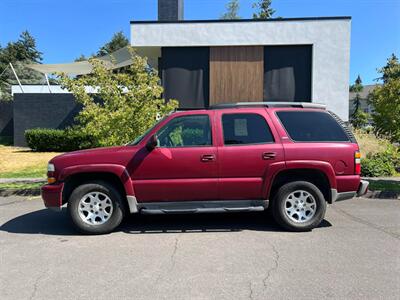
[47,163,55,172]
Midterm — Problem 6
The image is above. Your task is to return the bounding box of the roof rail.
[209,102,326,109]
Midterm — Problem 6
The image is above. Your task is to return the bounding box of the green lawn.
[367,180,400,192]
[0,182,44,190]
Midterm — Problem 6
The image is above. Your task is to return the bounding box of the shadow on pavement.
[0,208,332,236]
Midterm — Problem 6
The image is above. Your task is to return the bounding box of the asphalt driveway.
[1,196,399,299]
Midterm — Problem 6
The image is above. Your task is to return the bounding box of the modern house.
[1,0,353,146]
[131,0,351,121]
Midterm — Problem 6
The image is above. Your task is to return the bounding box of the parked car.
[42,102,369,234]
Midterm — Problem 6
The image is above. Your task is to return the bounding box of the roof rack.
[209,102,326,109]
[175,102,326,111]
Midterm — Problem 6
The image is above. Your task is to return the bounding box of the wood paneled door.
[209,46,264,105]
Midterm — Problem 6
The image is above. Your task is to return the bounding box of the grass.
[0,182,43,190]
[367,180,400,192]
[354,130,392,158]
[0,145,61,178]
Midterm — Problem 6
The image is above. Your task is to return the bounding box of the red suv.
[41,103,368,234]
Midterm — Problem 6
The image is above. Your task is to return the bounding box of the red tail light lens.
[355,151,361,175]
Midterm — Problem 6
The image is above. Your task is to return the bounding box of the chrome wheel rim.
[78,192,113,225]
[284,190,316,223]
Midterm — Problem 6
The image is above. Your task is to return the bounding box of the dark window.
[264,45,312,102]
[222,113,274,145]
[157,115,212,147]
[161,47,209,108]
[276,111,350,142]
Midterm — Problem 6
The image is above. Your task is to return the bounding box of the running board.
[138,200,268,215]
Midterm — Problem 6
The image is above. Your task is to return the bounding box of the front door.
[131,113,218,202]
[215,109,284,200]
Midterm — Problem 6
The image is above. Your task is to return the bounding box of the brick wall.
[0,100,13,144]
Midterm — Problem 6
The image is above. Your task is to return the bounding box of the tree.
[252,0,275,19]
[221,0,241,20]
[370,54,400,142]
[58,47,178,147]
[0,31,44,100]
[97,31,129,57]
[349,75,368,128]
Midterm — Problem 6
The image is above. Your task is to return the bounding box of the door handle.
[262,152,276,160]
[201,154,215,162]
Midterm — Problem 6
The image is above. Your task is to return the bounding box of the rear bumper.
[357,180,369,197]
[41,183,64,211]
[330,180,369,203]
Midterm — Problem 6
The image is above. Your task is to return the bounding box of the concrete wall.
[13,94,81,147]
[0,101,13,144]
[131,18,351,120]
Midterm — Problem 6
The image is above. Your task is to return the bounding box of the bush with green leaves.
[58,47,178,147]
[361,145,399,177]
[25,128,98,152]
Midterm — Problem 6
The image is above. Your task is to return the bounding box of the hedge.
[25,128,98,152]
[361,146,400,177]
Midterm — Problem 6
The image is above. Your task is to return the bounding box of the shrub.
[25,128,98,152]
[58,47,178,147]
[361,145,399,177]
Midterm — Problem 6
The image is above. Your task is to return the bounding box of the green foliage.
[74,31,128,61]
[221,0,241,20]
[370,54,400,143]
[361,145,399,177]
[97,31,129,56]
[350,75,363,113]
[252,0,275,19]
[25,128,98,152]
[0,31,44,100]
[58,47,178,147]
[351,110,369,129]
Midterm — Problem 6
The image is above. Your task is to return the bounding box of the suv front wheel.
[68,181,125,234]
[271,181,327,232]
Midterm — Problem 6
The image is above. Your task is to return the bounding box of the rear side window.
[276,111,350,142]
[222,113,274,145]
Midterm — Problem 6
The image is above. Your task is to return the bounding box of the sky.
[0,0,399,85]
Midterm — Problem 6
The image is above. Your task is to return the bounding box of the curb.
[0,188,41,197]
[362,190,400,200]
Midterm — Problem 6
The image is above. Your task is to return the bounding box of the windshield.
[129,116,167,146]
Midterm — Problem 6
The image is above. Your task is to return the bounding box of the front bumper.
[357,180,369,197]
[41,183,64,211]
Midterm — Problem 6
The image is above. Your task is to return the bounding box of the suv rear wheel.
[68,181,125,234]
[271,181,326,231]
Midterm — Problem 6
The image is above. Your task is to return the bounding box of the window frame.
[275,110,351,143]
[221,112,275,147]
[156,114,213,148]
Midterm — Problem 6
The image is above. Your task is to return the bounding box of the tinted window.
[157,115,212,147]
[222,113,274,145]
[277,111,350,142]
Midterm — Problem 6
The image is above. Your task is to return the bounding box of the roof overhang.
[130,17,351,69]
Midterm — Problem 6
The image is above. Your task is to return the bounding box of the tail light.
[355,151,361,175]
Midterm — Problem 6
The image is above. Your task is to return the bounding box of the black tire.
[67,180,125,234]
[271,181,326,232]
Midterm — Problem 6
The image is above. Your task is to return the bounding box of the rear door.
[215,109,285,200]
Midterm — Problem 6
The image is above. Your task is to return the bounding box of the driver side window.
[157,115,212,148]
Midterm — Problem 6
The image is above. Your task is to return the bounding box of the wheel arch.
[268,168,333,204]
[61,167,133,206]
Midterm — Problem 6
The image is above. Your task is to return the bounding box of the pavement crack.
[169,235,180,271]
[29,268,48,300]
[331,206,400,240]
[154,235,180,285]
[263,243,280,289]
[248,281,255,299]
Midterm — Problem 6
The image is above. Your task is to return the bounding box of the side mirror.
[146,134,158,151]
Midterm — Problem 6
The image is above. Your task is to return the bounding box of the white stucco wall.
[131,18,351,120]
